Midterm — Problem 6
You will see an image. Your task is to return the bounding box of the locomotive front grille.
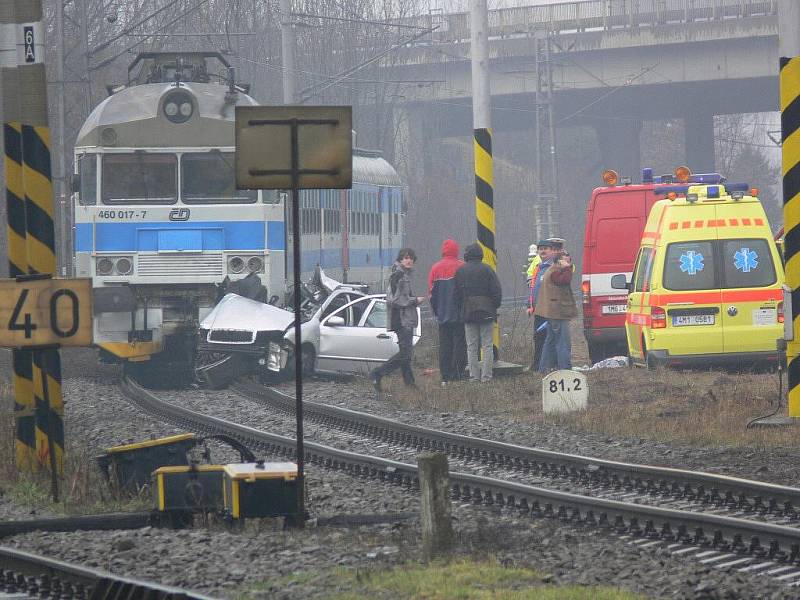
[138,254,224,277]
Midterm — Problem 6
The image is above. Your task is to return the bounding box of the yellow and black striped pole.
[8,0,65,478]
[470,0,499,357]
[781,56,800,418]
[2,2,37,472]
[474,128,499,355]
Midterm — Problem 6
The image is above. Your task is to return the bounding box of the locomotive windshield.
[181,152,256,204]
[102,153,177,204]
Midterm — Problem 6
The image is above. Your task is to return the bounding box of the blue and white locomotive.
[72,52,405,384]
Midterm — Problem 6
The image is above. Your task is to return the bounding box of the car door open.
[317,295,398,374]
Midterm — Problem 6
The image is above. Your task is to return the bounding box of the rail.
[0,546,216,599]
[235,380,800,513]
[121,377,800,561]
[404,0,777,42]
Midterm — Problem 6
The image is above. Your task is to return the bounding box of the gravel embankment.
[0,348,797,598]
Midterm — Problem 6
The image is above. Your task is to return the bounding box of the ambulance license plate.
[672,314,715,326]
[601,304,627,314]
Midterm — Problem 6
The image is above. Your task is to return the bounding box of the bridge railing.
[410,0,777,43]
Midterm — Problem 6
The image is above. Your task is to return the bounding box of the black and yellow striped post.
[781,56,800,418]
[473,128,499,355]
[11,0,65,479]
[2,5,37,472]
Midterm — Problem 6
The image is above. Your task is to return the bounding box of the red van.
[581,167,725,363]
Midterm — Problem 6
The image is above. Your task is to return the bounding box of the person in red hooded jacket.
[428,239,467,384]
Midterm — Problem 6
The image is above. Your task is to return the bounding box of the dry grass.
[0,377,148,514]
[377,313,797,450]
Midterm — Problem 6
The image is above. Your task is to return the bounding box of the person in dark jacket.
[454,243,502,382]
[428,239,467,385]
[370,248,425,392]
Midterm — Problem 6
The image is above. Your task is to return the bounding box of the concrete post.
[417,453,454,559]
[593,118,642,180]
[279,0,296,104]
[684,112,716,173]
[779,0,800,59]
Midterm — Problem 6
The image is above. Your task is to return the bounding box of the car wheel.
[301,345,316,375]
[288,344,316,377]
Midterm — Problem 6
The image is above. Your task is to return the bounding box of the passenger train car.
[72,52,405,384]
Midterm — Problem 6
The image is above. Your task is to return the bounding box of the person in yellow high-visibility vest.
[525,244,541,284]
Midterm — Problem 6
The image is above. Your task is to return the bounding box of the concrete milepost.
[236,105,353,527]
[1,0,67,489]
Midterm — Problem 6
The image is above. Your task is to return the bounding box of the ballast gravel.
[273,377,800,488]
[0,348,796,599]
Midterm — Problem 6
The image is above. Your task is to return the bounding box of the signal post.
[1,0,69,488]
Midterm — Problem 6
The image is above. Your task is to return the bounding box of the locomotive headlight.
[114,256,133,275]
[96,257,114,276]
[162,90,194,123]
[247,256,264,273]
[228,256,245,274]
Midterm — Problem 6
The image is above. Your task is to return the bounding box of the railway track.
[232,379,800,523]
[0,545,214,600]
[120,377,800,582]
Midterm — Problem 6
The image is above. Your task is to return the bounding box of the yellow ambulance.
[613,183,784,368]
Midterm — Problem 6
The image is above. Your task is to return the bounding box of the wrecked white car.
[196,270,421,388]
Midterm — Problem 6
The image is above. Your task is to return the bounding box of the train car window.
[181,153,257,204]
[261,190,281,204]
[102,153,177,204]
[78,154,97,205]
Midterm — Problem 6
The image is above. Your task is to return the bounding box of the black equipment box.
[223,462,298,519]
[153,465,225,512]
[98,433,197,492]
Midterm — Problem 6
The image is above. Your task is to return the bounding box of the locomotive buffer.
[235,105,353,526]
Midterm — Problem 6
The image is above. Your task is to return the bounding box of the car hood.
[200,293,294,333]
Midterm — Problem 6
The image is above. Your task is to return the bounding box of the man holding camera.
[534,250,577,373]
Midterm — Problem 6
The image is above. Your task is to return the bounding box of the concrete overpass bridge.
[385,0,780,178]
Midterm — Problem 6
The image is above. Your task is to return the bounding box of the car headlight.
[115,256,133,275]
[247,256,264,273]
[228,256,245,274]
[96,257,114,275]
[267,341,282,372]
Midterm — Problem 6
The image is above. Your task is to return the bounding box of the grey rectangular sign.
[235,106,353,190]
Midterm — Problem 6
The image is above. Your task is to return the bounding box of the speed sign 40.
[0,279,92,348]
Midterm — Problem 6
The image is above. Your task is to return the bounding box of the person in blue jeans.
[534,252,577,373]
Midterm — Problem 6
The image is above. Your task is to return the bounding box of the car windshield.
[181,152,257,204]
[102,153,177,204]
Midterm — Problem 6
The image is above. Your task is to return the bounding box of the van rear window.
[720,239,776,289]
[663,241,715,291]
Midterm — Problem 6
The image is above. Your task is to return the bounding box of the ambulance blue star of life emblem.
[734,247,758,273]
[679,251,704,275]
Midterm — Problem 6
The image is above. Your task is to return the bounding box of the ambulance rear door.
[717,235,782,355]
[659,237,723,356]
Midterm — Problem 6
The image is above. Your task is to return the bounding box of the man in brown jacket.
[534,252,577,373]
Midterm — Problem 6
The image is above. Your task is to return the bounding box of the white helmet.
[528,244,538,257]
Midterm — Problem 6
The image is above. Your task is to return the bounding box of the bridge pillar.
[592,119,642,180]
[684,113,716,173]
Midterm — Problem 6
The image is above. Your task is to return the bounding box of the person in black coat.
[453,243,502,382]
